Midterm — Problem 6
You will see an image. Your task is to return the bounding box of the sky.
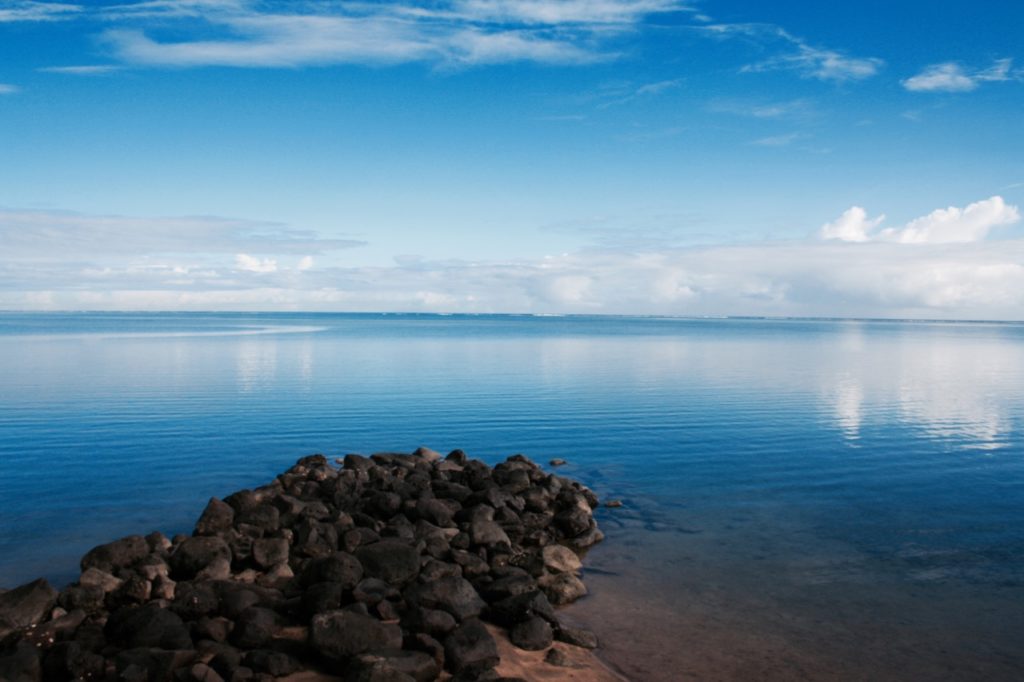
[1,0,1023,318]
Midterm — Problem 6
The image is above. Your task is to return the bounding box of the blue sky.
[1,0,1023,317]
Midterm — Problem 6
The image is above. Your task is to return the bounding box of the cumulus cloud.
[235,253,277,273]
[5,201,1024,319]
[820,196,1020,244]
[6,239,1024,318]
[819,207,885,243]
[902,59,1016,93]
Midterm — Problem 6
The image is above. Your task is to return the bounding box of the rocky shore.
[0,448,610,681]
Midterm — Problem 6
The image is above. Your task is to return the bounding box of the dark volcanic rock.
[0,578,58,639]
[251,537,289,568]
[556,625,599,649]
[80,534,149,572]
[169,536,232,579]
[509,616,553,651]
[357,649,439,682]
[443,618,498,675]
[194,497,235,536]
[405,577,485,622]
[0,642,41,682]
[356,540,421,585]
[230,607,278,649]
[3,449,604,682]
[301,551,364,589]
[106,602,193,650]
[309,610,402,659]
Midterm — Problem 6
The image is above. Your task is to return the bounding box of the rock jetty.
[0,448,605,681]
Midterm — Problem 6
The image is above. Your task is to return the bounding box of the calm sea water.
[2,313,1023,679]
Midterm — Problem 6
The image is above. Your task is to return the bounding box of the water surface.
[1,313,1022,679]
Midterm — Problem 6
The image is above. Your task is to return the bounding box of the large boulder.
[301,551,364,589]
[169,536,232,579]
[541,544,582,574]
[443,618,498,675]
[509,616,553,651]
[356,541,420,585]
[106,602,193,650]
[0,578,58,639]
[80,535,149,572]
[309,610,402,659]
[404,577,485,622]
[194,498,235,536]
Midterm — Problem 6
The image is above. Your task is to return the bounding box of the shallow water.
[2,313,1022,679]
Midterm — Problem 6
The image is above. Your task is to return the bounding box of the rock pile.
[0,448,605,681]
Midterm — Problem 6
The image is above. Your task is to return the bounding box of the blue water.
[2,313,1023,679]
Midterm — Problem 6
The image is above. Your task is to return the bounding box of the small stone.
[549,459,567,467]
[189,662,227,682]
[544,646,583,668]
[604,499,623,508]
[556,625,598,649]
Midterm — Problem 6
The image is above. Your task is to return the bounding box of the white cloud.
[450,0,685,25]
[821,196,1020,244]
[5,201,1024,319]
[751,132,803,147]
[7,239,1024,318]
[884,196,1020,244]
[37,65,123,75]
[297,256,315,271]
[0,1,79,22]
[0,84,21,94]
[902,59,1016,93]
[235,253,277,273]
[98,0,687,68]
[701,23,882,82]
[820,207,885,243]
[0,209,364,257]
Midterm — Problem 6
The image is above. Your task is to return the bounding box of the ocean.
[1,312,1022,679]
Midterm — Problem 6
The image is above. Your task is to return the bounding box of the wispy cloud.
[902,58,1018,93]
[95,0,688,68]
[0,84,21,95]
[0,209,365,258]
[820,196,1020,244]
[0,1,80,22]
[699,22,882,82]
[37,65,123,75]
[751,131,803,147]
